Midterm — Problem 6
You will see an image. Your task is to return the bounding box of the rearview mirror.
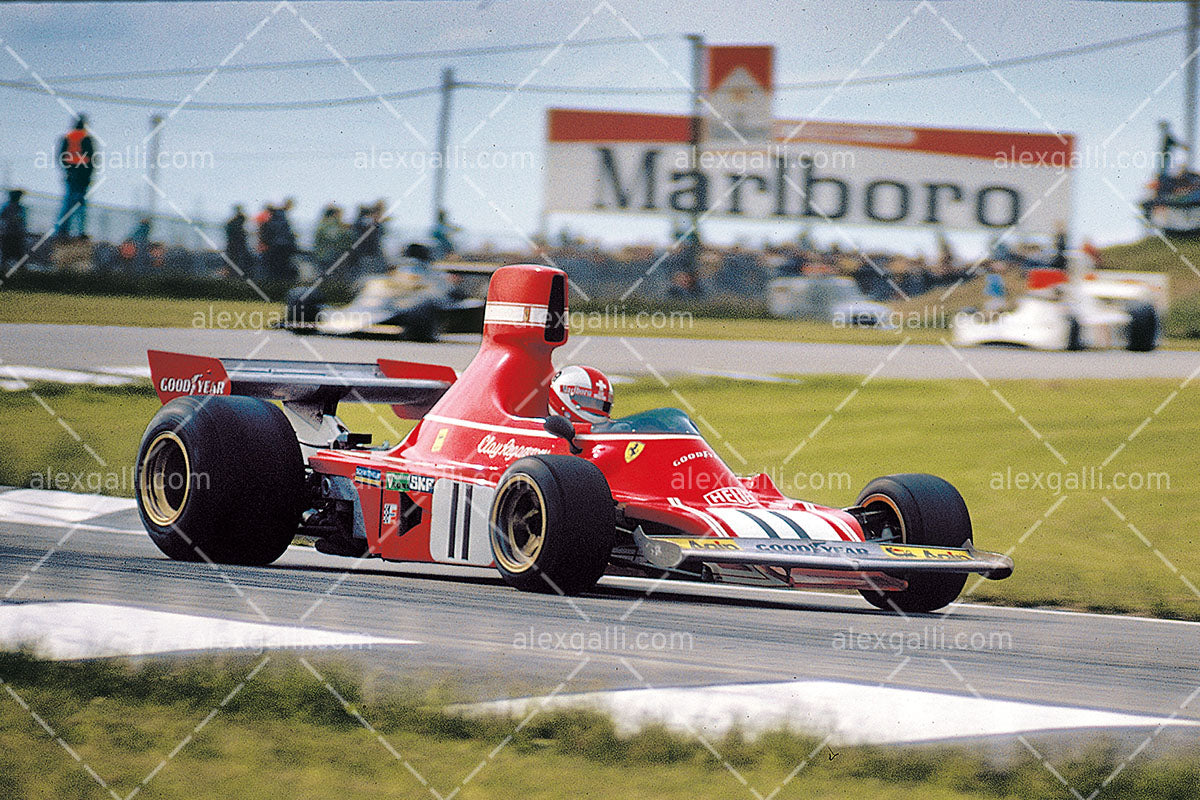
[543,414,582,455]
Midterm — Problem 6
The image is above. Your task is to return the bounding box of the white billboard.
[545,109,1073,235]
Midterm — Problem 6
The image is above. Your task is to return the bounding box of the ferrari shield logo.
[624,441,645,462]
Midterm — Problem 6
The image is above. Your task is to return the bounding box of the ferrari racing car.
[137,263,1011,612]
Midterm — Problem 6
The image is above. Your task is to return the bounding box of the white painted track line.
[466,680,1200,745]
[0,602,419,660]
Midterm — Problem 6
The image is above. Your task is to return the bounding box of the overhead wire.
[0,25,1183,111]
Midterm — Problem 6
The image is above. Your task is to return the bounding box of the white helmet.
[549,365,613,424]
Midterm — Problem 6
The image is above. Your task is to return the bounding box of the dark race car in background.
[281,254,497,342]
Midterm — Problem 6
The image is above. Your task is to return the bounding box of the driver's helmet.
[549,365,613,424]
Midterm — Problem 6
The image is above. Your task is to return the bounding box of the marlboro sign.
[543,45,1073,234]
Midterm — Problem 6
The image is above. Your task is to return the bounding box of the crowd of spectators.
[456,231,994,305]
[5,185,1072,309]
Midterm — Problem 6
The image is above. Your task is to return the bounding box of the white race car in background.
[768,275,895,328]
[952,257,1167,352]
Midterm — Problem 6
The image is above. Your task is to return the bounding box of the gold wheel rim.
[139,431,191,526]
[490,474,547,573]
[861,492,906,543]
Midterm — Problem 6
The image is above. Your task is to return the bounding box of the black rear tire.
[1065,316,1084,351]
[404,300,443,342]
[284,285,325,334]
[1126,302,1158,352]
[489,455,615,595]
[856,473,971,613]
[135,395,305,565]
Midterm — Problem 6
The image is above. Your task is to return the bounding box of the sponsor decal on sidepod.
[386,472,436,493]
[703,486,756,506]
[476,434,552,461]
[354,466,382,488]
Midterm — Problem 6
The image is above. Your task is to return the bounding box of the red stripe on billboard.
[548,108,1072,161]
[772,119,1074,162]
[547,108,693,143]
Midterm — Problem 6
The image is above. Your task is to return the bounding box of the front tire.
[136,395,305,565]
[489,456,615,595]
[1125,302,1158,352]
[856,473,971,613]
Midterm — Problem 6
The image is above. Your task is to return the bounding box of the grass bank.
[1,652,1195,800]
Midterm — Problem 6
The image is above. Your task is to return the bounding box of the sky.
[0,0,1192,257]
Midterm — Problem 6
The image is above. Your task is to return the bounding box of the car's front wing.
[633,527,1013,580]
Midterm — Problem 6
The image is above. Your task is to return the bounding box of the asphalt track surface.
[4,323,1200,379]
[3,491,1198,752]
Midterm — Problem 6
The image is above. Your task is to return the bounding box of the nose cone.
[483,264,568,347]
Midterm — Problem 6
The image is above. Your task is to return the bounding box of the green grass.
[1,651,1195,800]
[0,290,281,330]
[2,377,1198,619]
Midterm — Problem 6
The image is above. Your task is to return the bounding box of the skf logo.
[624,441,645,462]
[431,428,448,452]
[408,474,435,493]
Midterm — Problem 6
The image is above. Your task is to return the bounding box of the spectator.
[430,209,459,258]
[313,204,352,272]
[1,189,28,268]
[984,262,1007,314]
[123,217,152,275]
[260,199,297,282]
[666,270,703,300]
[403,241,434,274]
[56,115,96,239]
[224,205,254,277]
[1050,222,1068,271]
[352,202,387,277]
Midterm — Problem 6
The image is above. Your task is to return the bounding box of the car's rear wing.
[148,350,455,424]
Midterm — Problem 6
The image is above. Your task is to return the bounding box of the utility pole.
[145,114,163,232]
[1187,0,1199,166]
[432,66,455,233]
[685,33,705,272]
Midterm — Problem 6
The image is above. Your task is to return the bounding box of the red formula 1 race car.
[136,264,1012,613]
